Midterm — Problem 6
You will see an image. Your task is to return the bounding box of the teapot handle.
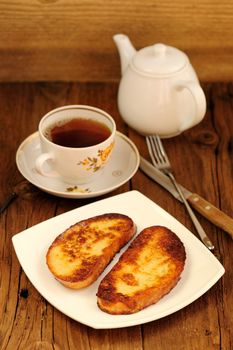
[176,81,206,132]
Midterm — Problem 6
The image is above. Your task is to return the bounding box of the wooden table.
[1,82,232,350]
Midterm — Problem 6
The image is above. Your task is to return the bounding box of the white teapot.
[113,34,206,137]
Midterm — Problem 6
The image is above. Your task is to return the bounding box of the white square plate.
[12,191,224,329]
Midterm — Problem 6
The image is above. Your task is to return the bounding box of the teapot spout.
[113,34,136,75]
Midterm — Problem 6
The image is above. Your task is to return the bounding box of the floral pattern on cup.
[77,142,114,172]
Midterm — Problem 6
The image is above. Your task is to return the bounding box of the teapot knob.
[153,43,166,55]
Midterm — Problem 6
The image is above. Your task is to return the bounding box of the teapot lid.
[132,43,188,75]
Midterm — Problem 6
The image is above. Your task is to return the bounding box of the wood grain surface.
[0,82,233,349]
[0,1,232,82]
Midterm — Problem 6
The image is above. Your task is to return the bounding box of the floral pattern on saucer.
[66,186,90,193]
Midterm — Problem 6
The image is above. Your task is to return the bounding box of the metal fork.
[146,135,214,250]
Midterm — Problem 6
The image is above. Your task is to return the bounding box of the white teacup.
[35,105,116,184]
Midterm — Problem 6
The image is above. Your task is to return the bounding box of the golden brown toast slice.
[97,226,186,314]
[46,213,136,289]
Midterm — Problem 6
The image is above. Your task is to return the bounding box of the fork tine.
[154,136,165,159]
[146,135,169,168]
[146,136,162,166]
[153,135,170,166]
[146,136,157,166]
[151,136,165,164]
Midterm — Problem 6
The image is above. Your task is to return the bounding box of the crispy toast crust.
[46,213,136,289]
[97,226,186,314]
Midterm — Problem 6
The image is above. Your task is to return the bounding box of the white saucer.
[16,131,140,198]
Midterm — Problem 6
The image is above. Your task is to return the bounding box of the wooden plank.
[0,1,232,81]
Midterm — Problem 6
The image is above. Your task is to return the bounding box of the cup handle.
[175,81,206,132]
[35,153,59,178]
